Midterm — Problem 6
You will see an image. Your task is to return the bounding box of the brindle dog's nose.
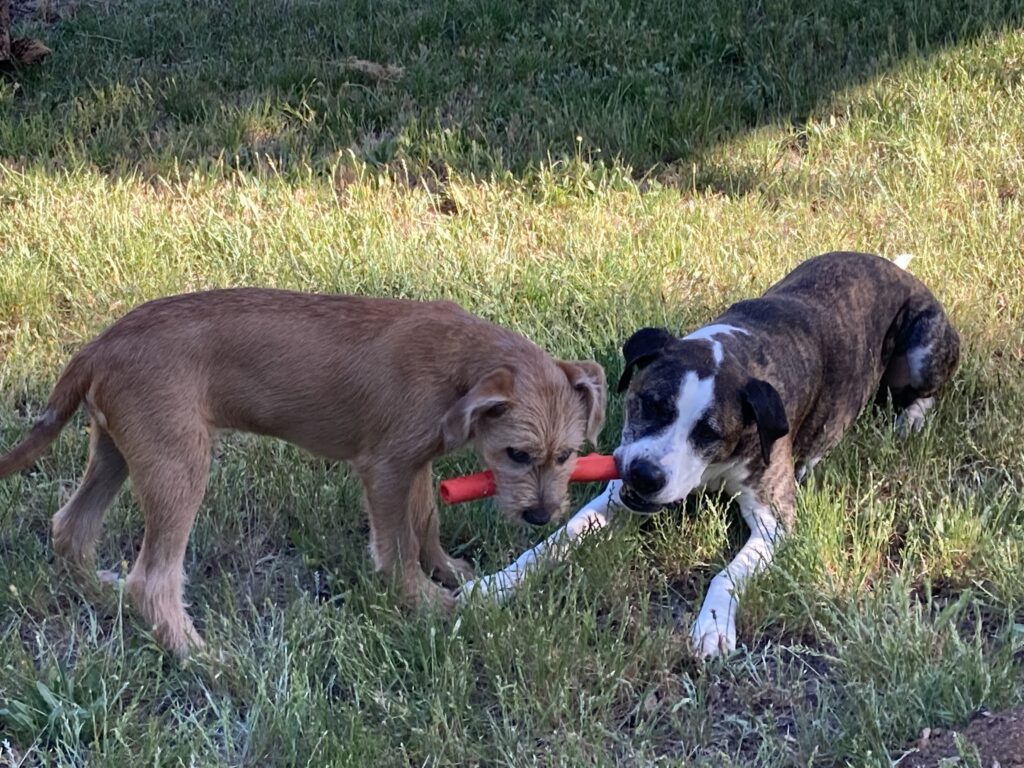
[522,506,552,526]
[626,459,666,496]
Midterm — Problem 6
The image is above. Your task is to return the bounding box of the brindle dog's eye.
[639,393,670,422]
[506,447,532,464]
[691,420,720,447]
[555,449,575,465]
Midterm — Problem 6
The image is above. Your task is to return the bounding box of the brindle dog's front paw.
[895,397,934,439]
[689,611,736,658]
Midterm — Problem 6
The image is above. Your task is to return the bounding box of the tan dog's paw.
[152,616,206,660]
[404,574,457,615]
[431,555,475,588]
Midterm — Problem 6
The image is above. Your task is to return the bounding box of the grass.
[2,0,1024,764]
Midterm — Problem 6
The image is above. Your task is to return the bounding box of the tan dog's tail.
[0,352,91,478]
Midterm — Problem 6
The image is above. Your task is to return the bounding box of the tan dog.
[0,289,606,657]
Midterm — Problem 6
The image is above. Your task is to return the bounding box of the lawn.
[1,0,1023,765]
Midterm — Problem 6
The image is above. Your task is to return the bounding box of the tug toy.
[439,453,618,505]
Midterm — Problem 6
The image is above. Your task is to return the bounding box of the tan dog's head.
[442,359,606,526]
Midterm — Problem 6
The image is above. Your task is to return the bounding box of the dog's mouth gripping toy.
[439,454,632,602]
[438,453,619,505]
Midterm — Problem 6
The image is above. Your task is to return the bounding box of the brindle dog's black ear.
[741,379,790,465]
[618,327,674,392]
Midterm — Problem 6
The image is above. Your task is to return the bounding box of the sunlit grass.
[1,1,1023,764]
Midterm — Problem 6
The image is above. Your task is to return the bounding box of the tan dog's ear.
[441,367,515,451]
[558,360,607,445]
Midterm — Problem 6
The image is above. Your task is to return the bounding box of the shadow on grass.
[1,0,1021,188]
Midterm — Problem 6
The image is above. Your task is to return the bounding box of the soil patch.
[901,705,1024,768]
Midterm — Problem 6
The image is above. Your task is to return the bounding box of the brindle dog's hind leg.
[881,300,960,437]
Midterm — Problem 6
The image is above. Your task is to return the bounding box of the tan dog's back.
[84,289,528,461]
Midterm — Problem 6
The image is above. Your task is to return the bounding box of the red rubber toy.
[439,453,618,505]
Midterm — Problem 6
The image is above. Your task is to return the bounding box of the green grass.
[2,0,1024,764]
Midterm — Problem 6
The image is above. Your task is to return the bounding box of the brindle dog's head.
[613,327,789,511]
[442,359,606,526]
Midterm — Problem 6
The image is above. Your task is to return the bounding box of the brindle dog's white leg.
[896,395,935,437]
[689,491,781,657]
[458,482,622,603]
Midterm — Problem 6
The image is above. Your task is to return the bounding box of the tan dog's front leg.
[410,465,474,587]
[361,464,455,612]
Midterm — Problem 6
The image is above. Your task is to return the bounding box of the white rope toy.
[457,481,627,603]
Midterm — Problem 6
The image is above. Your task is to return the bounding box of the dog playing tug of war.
[0,251,957,660]
[0,293,606,657]
[459,251,959,658]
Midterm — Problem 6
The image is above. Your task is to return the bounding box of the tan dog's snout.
[488,462,573,527]
[463,359,607,526]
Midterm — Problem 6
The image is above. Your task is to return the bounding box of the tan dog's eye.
[506,447,532,464]
[555,449,574,465]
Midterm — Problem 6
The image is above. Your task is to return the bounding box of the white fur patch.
[683,323,749,342]
[710,341,724,365]
[684,324,748,367]
[795,456,821,484]
[615,371,716,505]
[690,489,780,657]
[699,461,749,494]
[892,253,914,270]
[906,345,931,389]
[897,396,935,437]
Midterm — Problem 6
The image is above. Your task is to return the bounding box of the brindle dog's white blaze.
[683,323,749,367]
[456,483,621,602]
[613,371,716,505]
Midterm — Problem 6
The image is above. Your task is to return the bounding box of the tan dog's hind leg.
[412,466,474,588]
[52,424,128,579]
[123,426,210,657]
[361,463,455,611]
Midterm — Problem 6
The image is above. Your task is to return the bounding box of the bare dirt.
[900,705,1024,768]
